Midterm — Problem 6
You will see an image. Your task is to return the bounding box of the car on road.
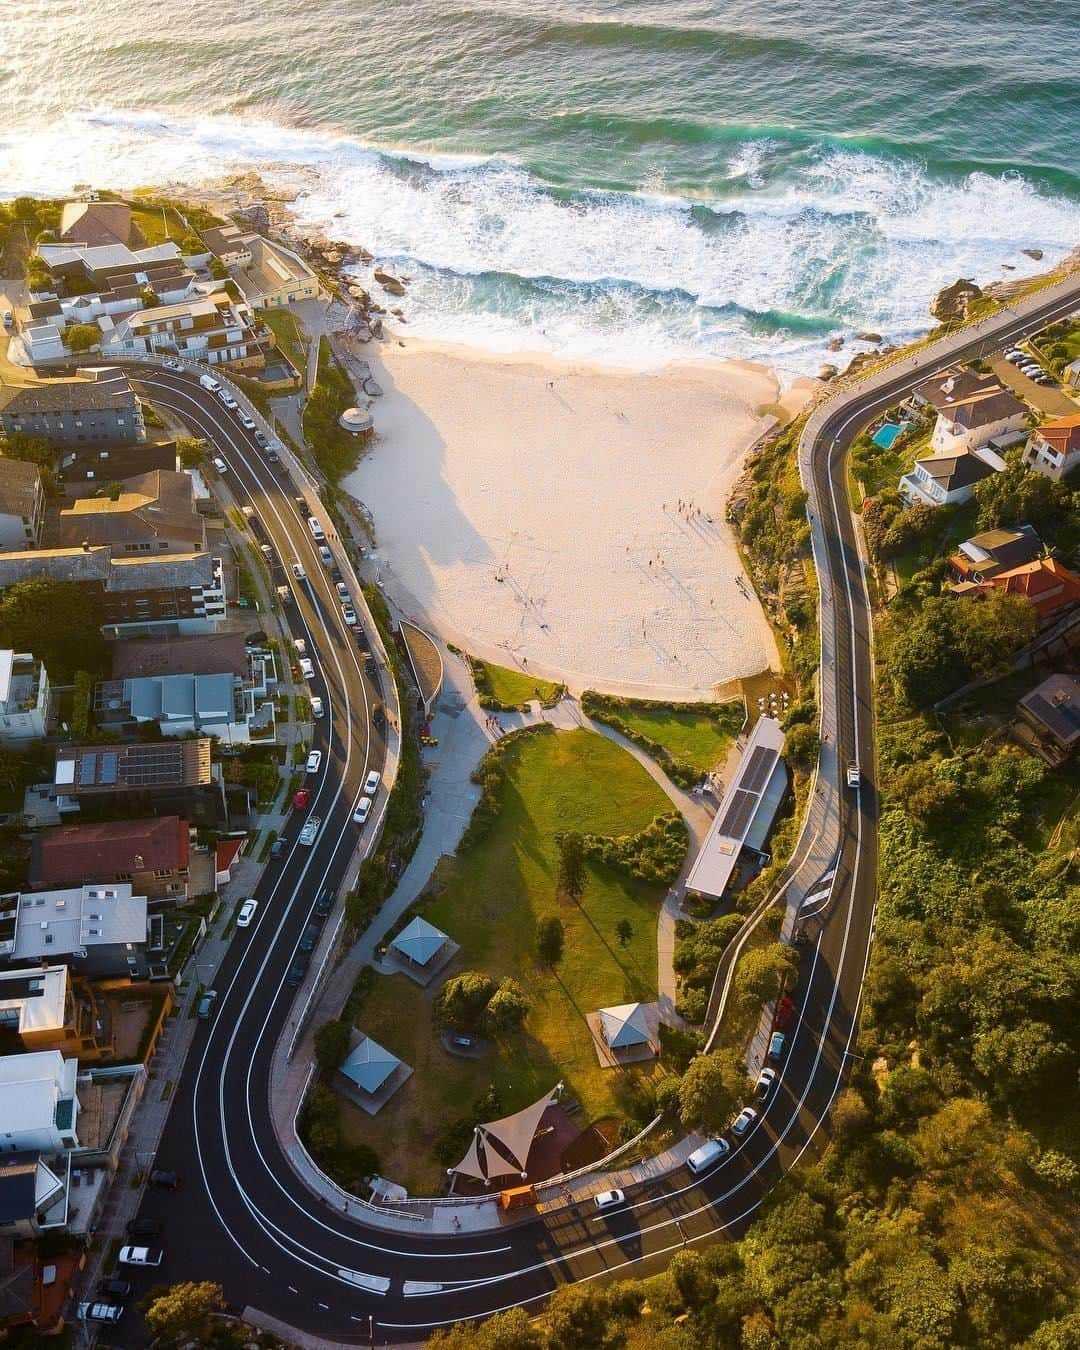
[342,604,357,626]
[319,545,333,566]
[768,1031,786,1061]
[310,695,324,718]
[196,989,217,1019]
[161,357,182,371]
[80,1301,124,1324]
[286,954,310,987]
[149,1168,181,1190]
[364,769,381,795]
[731,1106,758,1138]
[117,1246,164,1268]
[755,1067,777,1101]
[217,390,238,410]
[298,922,320,954]
[299,816,321,846]
[314,888,334,919]
[299,657,315,680]
[291,562,306,580]
[336,581,351,601]
[236,899,258,929]
[846,762,861,788]
[353,796,372,825]
[2,309,13,328]
[211,456,228,474]
[239,413,256,431]
[594,1188,626,1211]
[126,1218,162,1239]
[254,431,269,449]
[293,788,311,810]
[96,1278,133,1301]
[306,750,323,773]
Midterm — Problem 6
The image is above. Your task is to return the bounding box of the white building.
[97,292,267,368]
[928,379,1028,456]
[0,883,148,971]
[899,447,1002,508]
[0,650,52,743]
[0,1051,80,1153]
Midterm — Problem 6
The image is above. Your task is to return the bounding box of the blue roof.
[339,1037,399,1094]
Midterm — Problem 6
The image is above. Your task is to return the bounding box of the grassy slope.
[127,201,186,247]
[477,659,562,707]
[259,307,308,373]
[337,727,673,1192]
[613,705,737,774]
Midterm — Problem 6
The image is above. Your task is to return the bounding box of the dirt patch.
[561,1116,621,1172]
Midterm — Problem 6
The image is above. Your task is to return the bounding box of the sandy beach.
[344,335,815,697]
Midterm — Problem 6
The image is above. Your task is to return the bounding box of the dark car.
[330,565,343,584]
[126,1218,162,1239]
[372,704,385,729]
[269,838,287,861]
[313,889,334,920]
[364,654,377,675]
[355,629,369,651]
[298,922,320,954]
[286,955,310,988]
[149,1168,181,1190]
[96,1278,133,1301]
[254,431,269,449]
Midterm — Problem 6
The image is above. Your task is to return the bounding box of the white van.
[687,1138,730,1175]
[308,516,325,543]
[199,373,221,394]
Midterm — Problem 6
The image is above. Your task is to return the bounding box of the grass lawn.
[336,727,675,1192]
[126,200,187,247]
[259,307,308,375]
[473,658,563,709]
[614,703,740,774]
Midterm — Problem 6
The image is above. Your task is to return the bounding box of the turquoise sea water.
[3,0,1079,371]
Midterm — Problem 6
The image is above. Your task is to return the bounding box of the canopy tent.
[599,1002,650,1049]
[450,1085,561,1181]
[339,1036,400,1095]
[390,915,448,967]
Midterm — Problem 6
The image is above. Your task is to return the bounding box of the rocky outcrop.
[930,277,983,323]
[1022,248,1044,261]
[826,336,844,352]
[817,363,839,381]
[374,268,406,297]
[853,331,882,344]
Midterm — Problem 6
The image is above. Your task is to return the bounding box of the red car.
[774,994,795,1030]
[293,788,311,810]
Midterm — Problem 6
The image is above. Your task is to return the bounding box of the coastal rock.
[930,277,982,323]
[370,317,384,339]
[817,363,839,380]
[391,308,406,319]
[1001,263,1015,271]
[854,331,882,344]
[374,267,407,296]
[1022,248,1044,261]
[826,336,845,352]
[363,378,384,398]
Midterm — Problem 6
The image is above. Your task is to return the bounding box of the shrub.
[581,811,689,884]
[536,914,565,965]
[433,971,496,1031]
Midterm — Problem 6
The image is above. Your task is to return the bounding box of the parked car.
[731,1107,758,1138]
[269,838,287,861]
[314,888,334,919]
[372,705,385,729]
[299,657,315,680]
[126,1218,162,1239]
[117,1246,164,1268]
[161,357,182,371]
[336,581,351,601]
[236,899,258,929]
[267,451,283,471]
[310,696,324,718]
[299,817,321,846]
[3,309,15,327]
[286,955,310,988]
[353,796,372,825]
[239,413,256,431]
[298,922,320,954]
[291,562,306,580]
[594,1189,626,1211]
[96,1278,133,1301]
[80,1302,124,1324]
[755,1068,777,1101]
[330,565,344,584]
[306,750,323,773]
[196,989,217,1019]
[364,769,381,795]
[149,1168,181,1191]
[294,636,307,655]
[254,431,269,449]
[218,390,238,410]
[293,788,311,810]
[319,545,333,566]
[211,456,228,474]
[768,1031,786,1062]
[342,604,357,626]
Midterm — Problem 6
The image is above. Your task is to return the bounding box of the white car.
[306,750,322,773]
[117,1246,164,1268]
[218,390,238,410]
[236,898,258,928]
[162,357,182,371]
[364,769,381,795]
[293,636,307,655]
[211,456,228,474]
[755,1068,777,1101]
[336,581,351,601]
[353,796,372,825]
[594,1188,626,1211]
[299,658,315,680]
[310,696,324,718]
[342,604,357,626]
[239,414,256,431]
[731,1107,758,1138]
[291,562,306,581]
[299,817,321,846]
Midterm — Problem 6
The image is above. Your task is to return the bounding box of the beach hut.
[339,1036,400,1096]
[598,1002,651,1050]
[390,915,449,969]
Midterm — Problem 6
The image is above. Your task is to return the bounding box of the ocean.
[3,0,1080,374]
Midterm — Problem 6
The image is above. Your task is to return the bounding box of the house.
[58,469,205,554]
[201,226,319,308]
[110,632,249,681]
[92,657,276,746]
[199,225,256,268]
[948,525,1042,584]
[1017,673,1080,762]
[0,460,44,549]
[909,367,1029,456]
[0,651,52,743]
[0,965,114,1061]
[0,883,149,980]
[0,545,227,635]
[1064,359,1080,391]
[952,558,1080,623]
[17,323,65,364]
[97,292,269,369]
[36,240,185,293]
[59,439,176,493]
[0,368,145,450]
[58,201,133,249]
[0,1153,66,1240]
[1022,413,1080,482]
[29,817,190,903]
[0,1051,79,1153]
[899,448,999,507]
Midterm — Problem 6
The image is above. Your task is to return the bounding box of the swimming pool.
[872,421,910,450]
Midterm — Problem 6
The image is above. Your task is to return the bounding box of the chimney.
[82,540,91,552]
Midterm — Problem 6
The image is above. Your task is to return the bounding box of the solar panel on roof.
[99,752,118,785]
[80,753,97,785]
[739,745,778,795]
[718,788,757,839]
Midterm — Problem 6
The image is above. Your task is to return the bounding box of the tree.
[973,449,1066,531]
[678,1049,747,1135]
[536,914,565,965]
[730,942,799,1024]
[142,1280,224,1345]
[483,978,529,1035]
[0,577,107,681]
[784,721,820,769]
[313,1019,350,1072]
[615,917,633,946]
[555,829,587,900]
[65,322,99,352]
[209,256,229,280]
[429,1308,542,1349]
[546,1284,622,1350]
[177,437,206,468]
[0,431,54,466]
[433,971,496,1031]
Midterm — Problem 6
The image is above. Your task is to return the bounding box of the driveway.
[988,354,1078,417]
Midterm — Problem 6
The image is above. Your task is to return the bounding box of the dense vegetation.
[582,811,689,885]
[303,337,369,484]
[0,577,107,682]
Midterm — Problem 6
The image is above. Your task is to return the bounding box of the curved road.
[117,278,1079,1343]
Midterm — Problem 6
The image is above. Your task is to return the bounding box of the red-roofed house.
[1023,413,1080,482]
[28,816,190,903]
[215,836,246,885]
[952,557,1080,623]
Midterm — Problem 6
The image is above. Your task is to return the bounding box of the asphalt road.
[110,280,1079,1344]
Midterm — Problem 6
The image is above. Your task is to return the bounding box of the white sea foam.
[1,108,1077,373]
